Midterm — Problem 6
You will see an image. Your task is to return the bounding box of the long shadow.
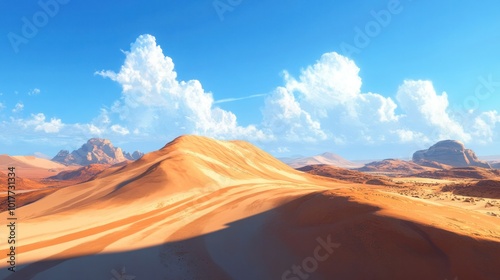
[3,192,500,280]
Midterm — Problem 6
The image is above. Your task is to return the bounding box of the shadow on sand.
[4,192,500,280]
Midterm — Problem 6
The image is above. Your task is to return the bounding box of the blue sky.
[1,0,500,160]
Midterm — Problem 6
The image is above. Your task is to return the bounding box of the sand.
[0,135,499,279]
[0,155,77,179]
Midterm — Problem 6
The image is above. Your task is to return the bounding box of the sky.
[1,0,500,160]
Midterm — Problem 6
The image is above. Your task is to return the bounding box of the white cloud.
[14,113,64,133]
[262,87,326,142]
[392,129,428,143]
[262,52,498,150]
[2,35,499,158]
[396,80,471,142]
[275,147,290,153]
[29,88,41,95]
[471,111,500,143]
[284,52,361,108]
[81,124,104,136]
[111,124,130,136]
[359,92,399,123]
[12,102,24,113]
[96,34,268,142]
[264,52,398,144]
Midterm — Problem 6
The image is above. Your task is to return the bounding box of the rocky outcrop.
[52,138,143,166]
[124,151,145,161]
[414,160,451,170]
[413,140,491,168]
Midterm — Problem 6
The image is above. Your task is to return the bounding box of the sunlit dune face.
[1,136,499,279]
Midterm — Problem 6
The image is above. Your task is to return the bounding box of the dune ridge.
[1,135,499,279]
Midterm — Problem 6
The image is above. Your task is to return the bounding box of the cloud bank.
[95,34,267,141]
[2,34,499,157]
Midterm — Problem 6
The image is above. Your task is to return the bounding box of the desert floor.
[1,136,499,280]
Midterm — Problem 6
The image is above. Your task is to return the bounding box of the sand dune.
[1,135,499,279]
[0,172,46,191]
[0,155,76,179]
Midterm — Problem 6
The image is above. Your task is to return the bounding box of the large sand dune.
[1,135,499,279]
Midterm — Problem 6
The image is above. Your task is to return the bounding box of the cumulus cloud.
[471,111,500,143]
[2,34,499,157]
[13,113,64,133]
[274,147,291,153]
[392,129,429,143]
[262,51,500,150]
[29,88,41,95]
[395,80,471,143]
[264,52,399,144]
[12,102,24,113]
[111,124,130,136]
[284,52,362,108]
[262,87,326,142]
[96,34,267,141]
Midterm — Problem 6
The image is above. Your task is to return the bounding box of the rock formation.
[413,140,491,168]
[52,138,143,165]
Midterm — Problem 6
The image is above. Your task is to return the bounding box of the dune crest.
[1,135,499,279]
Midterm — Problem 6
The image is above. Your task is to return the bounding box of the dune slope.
[0,155,74,179]
[0,135,499,280]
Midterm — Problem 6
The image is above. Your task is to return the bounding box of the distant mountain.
[282,152,361,168]
[413,140,491,168]
[357,159,429,174]
[482,155,500,169]
[52,138,144,166]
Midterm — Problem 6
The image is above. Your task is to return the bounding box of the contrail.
[214,93,267,104]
